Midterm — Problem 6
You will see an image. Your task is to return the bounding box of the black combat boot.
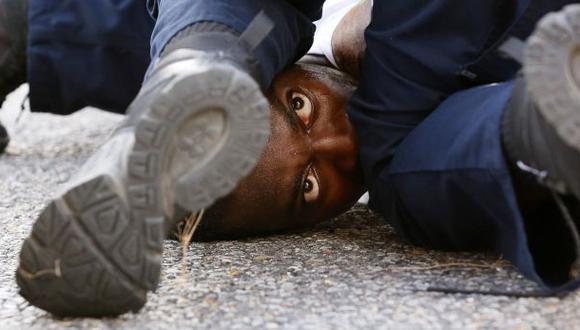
[502,5,580,286]
[16,15,274,316]
[0,0,28,155]
[0,122,8,153]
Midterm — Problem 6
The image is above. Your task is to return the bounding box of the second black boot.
[502,5,580,286]
[0,0,28,155]
[503,4,580,202]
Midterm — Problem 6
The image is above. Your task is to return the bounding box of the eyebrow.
[268,91,307,215]
[288,166,305,216]
[269,91,301,133]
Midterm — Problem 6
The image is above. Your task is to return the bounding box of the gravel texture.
[0,88,579,329]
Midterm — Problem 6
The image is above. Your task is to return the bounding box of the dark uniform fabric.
[27,0,154,114]
[146,0,320,88]
[27,0,322,114]
[26,0,580,291]
[346,0,580,292]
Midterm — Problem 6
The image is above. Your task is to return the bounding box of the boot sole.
[524,4,580,198]
[16,62,270,316]
[525,4,580,153]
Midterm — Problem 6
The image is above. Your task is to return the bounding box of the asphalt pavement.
[0,87,579,329]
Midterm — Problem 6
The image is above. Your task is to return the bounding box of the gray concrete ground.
[0,87,579,329]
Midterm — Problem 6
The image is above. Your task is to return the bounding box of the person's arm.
[346,0,502,240]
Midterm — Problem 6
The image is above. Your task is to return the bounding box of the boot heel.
[128,60,270,214]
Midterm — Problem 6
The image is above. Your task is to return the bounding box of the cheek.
[315,172,362,221]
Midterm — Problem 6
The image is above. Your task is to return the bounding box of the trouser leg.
[27,0,323,114]
[0,0,28,154]
[27,0,154,114]
[381,82,580,292]
[146,0,322,88]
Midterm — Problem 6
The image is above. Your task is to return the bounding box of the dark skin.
[195,64,365,239]
[190,3,373,240]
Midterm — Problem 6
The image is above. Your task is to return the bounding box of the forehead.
[271,64,347,94]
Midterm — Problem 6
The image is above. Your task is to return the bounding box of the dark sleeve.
[346,0,501,232]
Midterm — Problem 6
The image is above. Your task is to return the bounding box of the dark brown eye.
[290,92,313,127]
[304,178,313,193]
[292,97,304,110]
[303,168,320,203]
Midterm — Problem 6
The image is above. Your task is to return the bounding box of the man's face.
[196,64,365,239]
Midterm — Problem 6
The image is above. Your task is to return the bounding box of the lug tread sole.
[16,177,148,317]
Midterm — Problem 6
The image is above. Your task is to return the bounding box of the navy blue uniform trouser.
[26,0,580,292]
[27,0,319,113]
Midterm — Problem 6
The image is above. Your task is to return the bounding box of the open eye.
[303,168,320,203]
[290,92,313,127]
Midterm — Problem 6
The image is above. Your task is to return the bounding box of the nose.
[311,134,358,172]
